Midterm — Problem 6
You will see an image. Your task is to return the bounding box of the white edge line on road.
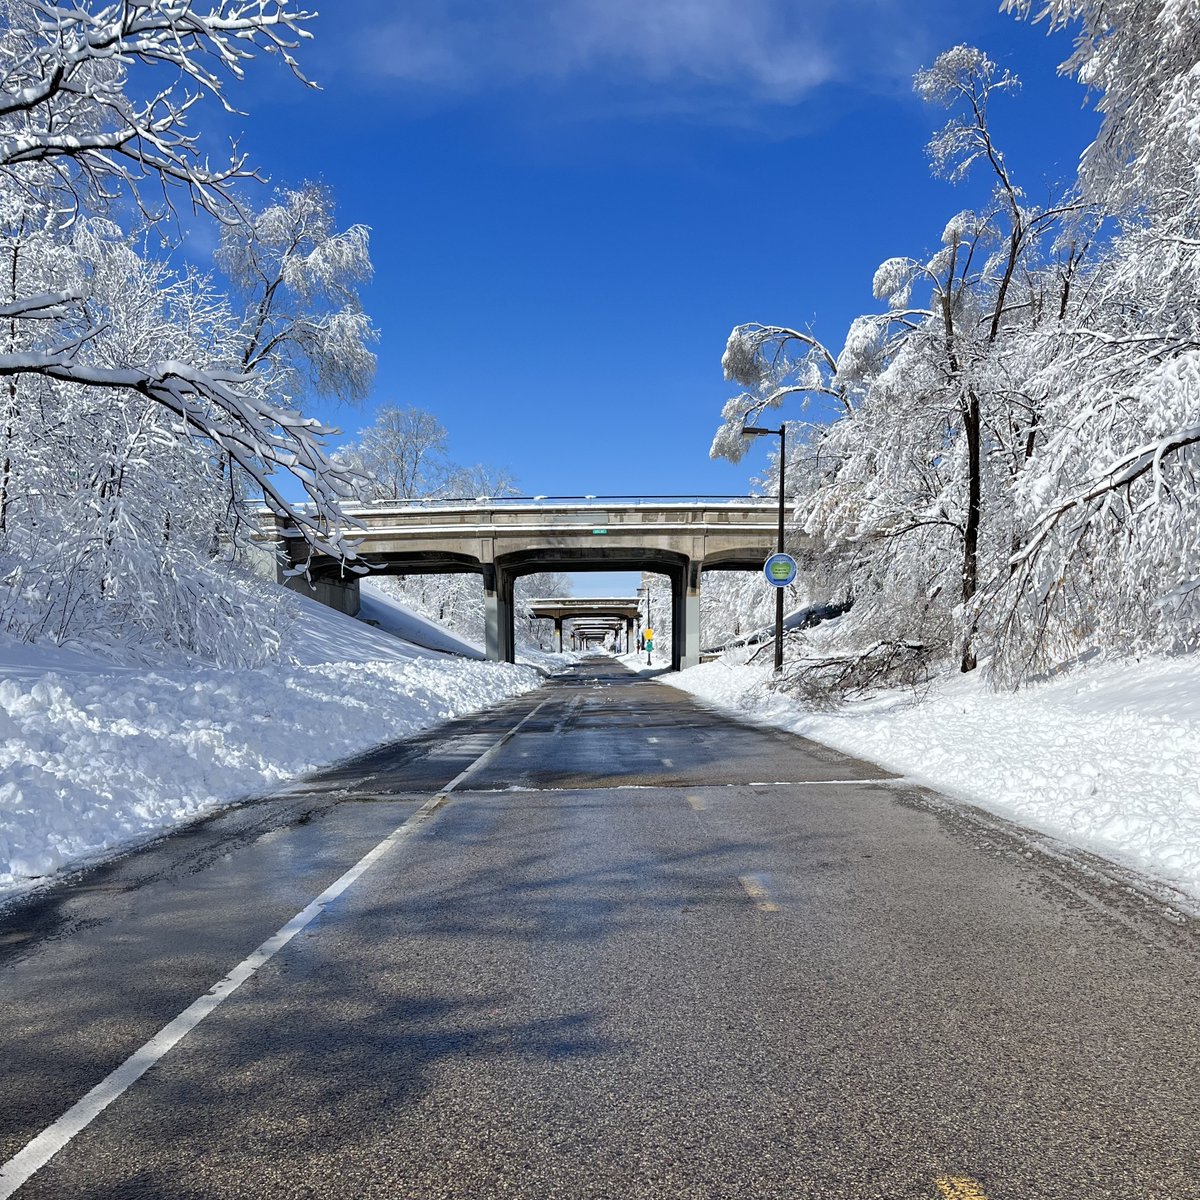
[467,779,898,793]
[745,779,895,786]
[435,700,545,795]
[0,699,547,1200]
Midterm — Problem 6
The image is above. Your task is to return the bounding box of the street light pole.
[744,422,788,674]
[645,588,652,665]
[638,583,652,665]
[775,423,786,674]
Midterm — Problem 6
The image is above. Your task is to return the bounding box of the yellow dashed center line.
[936,1177,989,1200]
[738,874,780,913]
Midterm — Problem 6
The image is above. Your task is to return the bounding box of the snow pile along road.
[667,652,1200,903]
[0,594,544,902]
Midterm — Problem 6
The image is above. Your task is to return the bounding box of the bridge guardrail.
[354,494,774,506]
[266,495,777,516]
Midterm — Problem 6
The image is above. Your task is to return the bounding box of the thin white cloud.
[342,0,935,105]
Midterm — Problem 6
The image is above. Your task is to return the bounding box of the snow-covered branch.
[1015,425,1200,567]
[0,1,366,569]
[710,324,845,464]
[0,1,316,216]
[0,290,79,319]
[0,348,360,559]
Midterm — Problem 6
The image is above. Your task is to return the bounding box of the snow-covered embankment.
[666,651,1200,904]
[0,591,544,902]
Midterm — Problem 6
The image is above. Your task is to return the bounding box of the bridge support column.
[625,617,634,656]
[281,569,361,617]
[554,617,564,653]
[483,565,510,663]
[500,571,517,664]
[681,560,702,670]
[670,570,684,672]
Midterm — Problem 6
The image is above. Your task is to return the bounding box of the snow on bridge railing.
[346,494,776,508]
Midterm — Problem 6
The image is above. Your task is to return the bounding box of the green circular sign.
[763,553,797,587]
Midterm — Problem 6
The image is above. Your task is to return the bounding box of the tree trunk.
[1,239,20,535]
[961,388,981,672]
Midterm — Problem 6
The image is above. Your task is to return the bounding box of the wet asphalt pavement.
[0,658,1197,1199]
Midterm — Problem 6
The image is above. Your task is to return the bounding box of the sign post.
[742,420,790,673]
[763,552,796,674]
[644,628,654,665]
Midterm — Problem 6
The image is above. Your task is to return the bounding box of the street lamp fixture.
[743,422,787,674]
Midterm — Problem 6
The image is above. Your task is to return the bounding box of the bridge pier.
[670,572,684,672]
[554,617,564,654]
[484,566,519,664]
[682,560,702,670]
[502,572,517,663]
[483,565,513,664]
[280,568,361,617]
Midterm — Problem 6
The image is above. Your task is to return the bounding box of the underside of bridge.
[491,548,692,667]
[525,598,642,654]
[283,551,767,670]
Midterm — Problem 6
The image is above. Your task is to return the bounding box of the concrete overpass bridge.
[526,597,643,654]
[567,621,625,652]
[570,624,621,651]
[264,496,781,670]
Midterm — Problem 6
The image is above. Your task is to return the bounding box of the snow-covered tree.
[637,572,672,662]
[514,571,572,648]
[338,405,536,646]
[371,569,572,652]
[217,182,376,406]
[368,572,486,645]
[338,406,451,502]
[711,324,846,465]
[0,0,360,561]
[0,219,289,663]
[700,570,781,648]
[714,46,1088,686]
[0,1,393,663]
[985,0,1200,678]
[338,405,523,505]
[1001,0,1199,220]
[440,461,519,501]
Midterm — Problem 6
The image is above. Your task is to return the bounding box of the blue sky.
[203,2,1102,594]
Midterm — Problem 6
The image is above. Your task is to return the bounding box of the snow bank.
[357,581,578,672]
[666,652,1200,902]
[0,593,542,901]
